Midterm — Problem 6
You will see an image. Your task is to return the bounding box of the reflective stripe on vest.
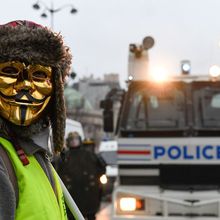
[0,137,67,220]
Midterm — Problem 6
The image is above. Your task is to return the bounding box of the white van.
[98,140,118,199]
[99,140,118,177]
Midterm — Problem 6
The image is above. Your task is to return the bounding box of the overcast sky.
[1,0,220,87]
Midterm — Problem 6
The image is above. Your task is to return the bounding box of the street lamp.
[32,1,77,29]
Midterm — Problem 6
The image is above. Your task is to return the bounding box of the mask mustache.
[0,90,47,103]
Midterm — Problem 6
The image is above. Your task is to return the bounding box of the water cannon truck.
[101,36,220,219]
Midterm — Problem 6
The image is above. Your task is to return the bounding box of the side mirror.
[100,100,114,132]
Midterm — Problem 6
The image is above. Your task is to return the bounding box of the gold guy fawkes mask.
[0,61,53,126]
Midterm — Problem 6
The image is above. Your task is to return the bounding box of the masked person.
[57,132,106,220]
[0,20,72,220]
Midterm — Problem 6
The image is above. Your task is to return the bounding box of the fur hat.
[0,20,72,152]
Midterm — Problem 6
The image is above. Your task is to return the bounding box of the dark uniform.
[57,133,106,220]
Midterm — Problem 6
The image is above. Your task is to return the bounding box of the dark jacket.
[57,148,106,216]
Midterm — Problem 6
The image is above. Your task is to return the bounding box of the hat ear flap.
[51,69,66,153]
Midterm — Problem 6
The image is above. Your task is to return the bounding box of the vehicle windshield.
[193,87,220,129]
[124,85,186,131]
[120,81,220,136]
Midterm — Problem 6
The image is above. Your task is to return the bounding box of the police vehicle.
[98,140,118,199]
[101,37,220,219]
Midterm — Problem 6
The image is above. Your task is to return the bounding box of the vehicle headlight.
[181,60,191,75]
[150,67,169,82]
[209,65,220,78]
[100,174,108,184]
[119,197,145,211]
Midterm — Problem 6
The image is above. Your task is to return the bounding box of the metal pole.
[50,1,54,29]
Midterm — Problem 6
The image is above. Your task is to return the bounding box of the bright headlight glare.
[150,67,169,82]
[100,174,108,184]
[119,197,145,211]
[182,63,190,72]
[128,75,133,81]
[209,65,220,78]
[120,198,136,211]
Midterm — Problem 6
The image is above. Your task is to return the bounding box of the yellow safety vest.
[0,137,67,220]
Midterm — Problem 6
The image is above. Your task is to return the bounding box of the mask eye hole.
[1,66,20,75]
[32,71,47,79]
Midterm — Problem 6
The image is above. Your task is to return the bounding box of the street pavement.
[96,202,112,220]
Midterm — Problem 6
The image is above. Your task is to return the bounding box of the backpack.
[0,145,19,206]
